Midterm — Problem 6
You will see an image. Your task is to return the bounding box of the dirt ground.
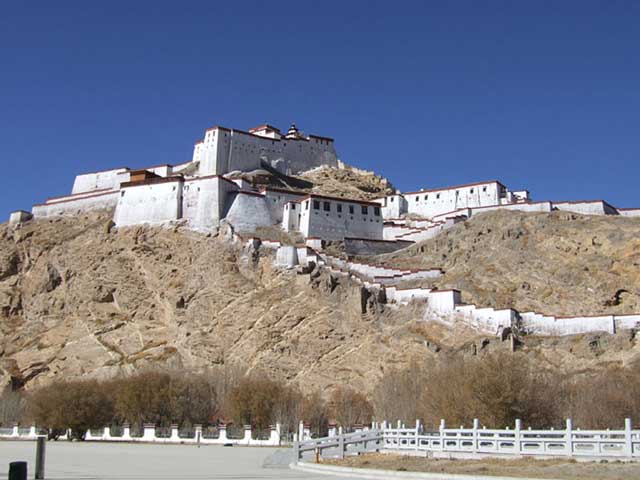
[325,453,640,480]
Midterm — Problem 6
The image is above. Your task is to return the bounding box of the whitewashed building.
[283,194,384,241]
[11,120,640,247]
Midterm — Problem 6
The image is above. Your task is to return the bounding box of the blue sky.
[1,1,639,216]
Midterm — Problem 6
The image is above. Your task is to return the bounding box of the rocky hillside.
[296,165,395,200]
[1,209,640,393]
[380,210,640,316]
[0,212,426,392]
[240,164,395,201]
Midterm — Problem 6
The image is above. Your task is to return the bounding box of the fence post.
[11,423,19,438]
[35,435,46,480]
[514,419,522,455]
[218,423,228,443]
[415,419,421,452]
[338,426,345,459]
[293,433,299,464]
[472,418,479,454]
[565,418,573,457]
[625,418,633,457]
[194,424,203,446]
[242,425,252,445]
[122,423,131,441]
[439,419,446,453]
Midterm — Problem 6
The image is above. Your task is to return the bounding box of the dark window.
[424,195,428,201]
[483,186,487,192]
[349,205,354,214]
[337,204,342,213]
[374,207,380,216]
[291,204,296,210]
[470,188,474,194]
[436,193,440,199]
[361,205,368,215]
[305,201,309,210]
[390,197,394,203]
[313,200,320,210]
[416,197,419,202]
[323,201,330,211]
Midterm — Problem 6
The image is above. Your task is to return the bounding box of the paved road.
[0,441,348,479]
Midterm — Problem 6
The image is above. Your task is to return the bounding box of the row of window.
[412,186,490,202]
[306,200,380,216]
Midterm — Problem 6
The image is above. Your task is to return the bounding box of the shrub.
[330,386,373,430]
[226,376,288,430]
[28,379,115,439]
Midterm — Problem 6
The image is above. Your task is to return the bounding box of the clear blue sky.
[1,1,639,216]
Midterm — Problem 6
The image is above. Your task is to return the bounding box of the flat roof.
[403,180,506,196]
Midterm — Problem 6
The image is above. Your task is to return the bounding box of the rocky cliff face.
[2,209,640,393]
[0,212,428,391]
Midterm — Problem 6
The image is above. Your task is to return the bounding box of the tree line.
[1,351,638,439]
[0,367,372,440]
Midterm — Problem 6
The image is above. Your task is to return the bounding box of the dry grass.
[326,453,640,480]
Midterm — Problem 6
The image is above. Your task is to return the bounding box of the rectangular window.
[313,200,320,210]
[436,193,440,199]
[349,205,354,214]
[470,188,474,194]
[361,205,368,215]
[337,204,342,213]
[291,204,296,210]
[374,207,380,216]
[424,195,428,201]
[390,197,394,203]
[323,201,330,211]
[305,201,309,210]
[483,186,487,192]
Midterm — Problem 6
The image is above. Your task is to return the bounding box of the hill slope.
[1,209,640,392]
[380,210,640,316]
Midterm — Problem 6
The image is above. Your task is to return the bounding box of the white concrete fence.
[294,418,640,462]
[0,423,282,446]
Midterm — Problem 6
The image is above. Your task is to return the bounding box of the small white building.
[374,180,531,220]
[283,194,383,241]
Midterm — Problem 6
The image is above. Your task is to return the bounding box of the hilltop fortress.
[6,121,640,338]
[11,121,639,247]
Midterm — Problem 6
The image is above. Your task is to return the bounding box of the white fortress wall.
[405,181,505,218]
[71,167,130,194]
[426,290,462,313]
[553,200,619,216]
[275,245,298,268]
[618,208,640,217]
[32,190,119,218]
[113,178,183,227]
[282,202,301,232]
[262,188,307,224]
[299,196,383,241]
[386,287,431,304]
[521,313,615,336]
[374,194,406,219]
[224,191,274,233]
[182,175,238,231]
[616,314,640,330]
[197,125,337,176]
